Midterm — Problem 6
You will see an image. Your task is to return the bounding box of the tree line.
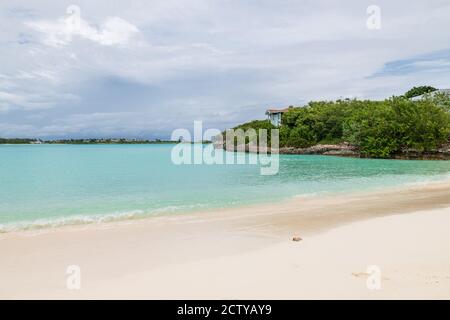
[233,88,450,158]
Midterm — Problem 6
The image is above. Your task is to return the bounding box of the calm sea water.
[1,144,449,231]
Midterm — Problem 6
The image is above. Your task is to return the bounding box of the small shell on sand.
[292,236,303,242]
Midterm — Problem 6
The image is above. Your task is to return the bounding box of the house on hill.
[265,107,291,126]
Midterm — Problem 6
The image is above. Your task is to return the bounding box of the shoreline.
[1,181,450,299]
[219,141,450,160]
[1,177,450,235]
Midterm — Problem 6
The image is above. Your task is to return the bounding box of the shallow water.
[1,144,449,231]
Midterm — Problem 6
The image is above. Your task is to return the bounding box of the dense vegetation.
[232,90,450,158]
[403,86,437,99]
[0,138,37,144]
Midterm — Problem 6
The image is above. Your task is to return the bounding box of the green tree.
[287,125,315,148]
[343,97,449,157]
[403,86,437,99]
[230,94,449,158]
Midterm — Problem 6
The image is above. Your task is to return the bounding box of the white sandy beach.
[1,182,450,299]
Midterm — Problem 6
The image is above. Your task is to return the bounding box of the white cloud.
[0,90,79,112]
[1,0,450,138]
[25,8,139,47]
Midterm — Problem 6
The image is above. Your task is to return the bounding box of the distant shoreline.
[0,139,211,145]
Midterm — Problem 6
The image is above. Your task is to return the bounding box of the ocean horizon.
[1,143,449,232]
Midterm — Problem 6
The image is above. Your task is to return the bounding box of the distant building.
[411,89,450,101]
[265,107,290,126]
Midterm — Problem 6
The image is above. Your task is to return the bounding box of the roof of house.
[411,89,450,101]
[265,107,291,115]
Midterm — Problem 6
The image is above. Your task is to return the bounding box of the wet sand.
[1,181,450,299]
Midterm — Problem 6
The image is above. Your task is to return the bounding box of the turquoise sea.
[1,144,449,231]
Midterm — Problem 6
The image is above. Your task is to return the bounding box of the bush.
[403,86,437,99]
[229,96,450,158]
[343,97,449,157]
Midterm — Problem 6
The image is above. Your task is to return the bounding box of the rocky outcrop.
[217,141,359,156]
[218,142,273,154]
[215,140,450,160]
[392,143,450,160]
[279,143,358,157]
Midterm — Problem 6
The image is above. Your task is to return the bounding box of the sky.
[0,0,450,139]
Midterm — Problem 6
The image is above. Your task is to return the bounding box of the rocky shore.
[392,143,450,160]
[278,143,358,157]
[216,142,450,160]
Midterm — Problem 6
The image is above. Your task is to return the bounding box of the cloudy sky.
[1,0,449,139]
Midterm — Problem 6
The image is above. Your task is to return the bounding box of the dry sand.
[1,181,450,299]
